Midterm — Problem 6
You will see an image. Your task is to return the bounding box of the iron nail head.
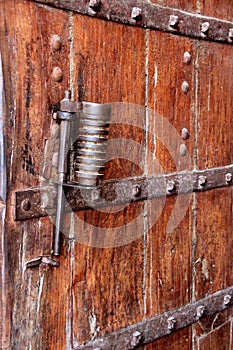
[51,34,62,50]
[201,22,210,33]
[167,181,176,193]
[229,28,233,40]
[224,295,231,305]
[52,66,63,82]
[169,15,179,27]
[183,51,191,64]
[181,127,189,140]
[167,317,176,330]
[197,305,205,318]
[199,175,207,186]
[182,81,189,94]
[132,184,141,198]
[180,144,187,156]
[131,331,142,346]
[21,199,31,212]
[131,7,142,20]
[89,0,100,8]
[225,173,232,183]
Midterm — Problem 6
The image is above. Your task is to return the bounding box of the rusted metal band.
[75,286,233,349]
[30,0,233,44]
[15,164,233,220]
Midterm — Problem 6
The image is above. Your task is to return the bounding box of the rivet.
[132,184,141,198]
[169,15,179,28]
[183,52,192,64]
[51,34,62,50]
[130,331,142,347]
[180,144,187,156]
[52,67,63,82]
[197,305,205,318]
[229,28,233,40]
[91,189,100,201]
[167,317,176,330]
[201,22,210,34]
[167,181,176,193]
[89,0,100,9]
[181,127,189,140]
[182,81,189,94]
[21,199,31,212]
[224,295,231,305]
[131,7,142,20]
[199,176,206,186]
[225,173,232,183]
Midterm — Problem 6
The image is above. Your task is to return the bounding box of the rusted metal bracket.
[30,0,233,44]
[15,164,233,220]
[75,285,233,349]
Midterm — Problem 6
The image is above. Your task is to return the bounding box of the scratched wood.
[196,321,232,350]
[70,15,147,345]
[198,0,233,21]
[1,1,70,348]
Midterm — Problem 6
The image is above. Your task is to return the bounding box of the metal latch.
[53,90,111,255]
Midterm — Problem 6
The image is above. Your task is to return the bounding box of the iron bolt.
[132,184,141,198]
[181,127,189,140]
[196,305,205,318]
[182,81,189,94]
[199,176,207,186]
[229,28,233,40]
[224,295,231,305]
[52,67,63,82]
[131,7,142,20]
[180,144,187,157]
[167,181,176,193]
[183,51,191,64]
[201,22,210,34]
[64,89,72,100]
[167,317,176,330]
[225,173,232,183]
[21,199,31,212]
[169,15,179,27]
[51,34,62,50]
[130,331,142,347]
[89,0,100,9]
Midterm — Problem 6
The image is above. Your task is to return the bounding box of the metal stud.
[169,15,179,28]
[196,305,205,318]
[229,29,233,41]
[180,144,187,156]
[132,184,141,198]
[21,199,31,212]
[167,316,176,330]
[51,34,62,50]
[224,295,231,305]
[225,173,232,183]
[89,0,100,9]
[181,127,189,140]
[131,7,142,20]
[199,176,207,187]
[167,181,176,193]
[182,81,189,94]
[201,22,210,34]
[52,67,63,82]
[130,331,142,347]
[183,52,191,64]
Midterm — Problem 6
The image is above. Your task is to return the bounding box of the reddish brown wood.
[197,321,232,350]
[198,0,233,21]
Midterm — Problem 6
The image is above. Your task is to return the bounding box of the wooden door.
[1,1,233,349]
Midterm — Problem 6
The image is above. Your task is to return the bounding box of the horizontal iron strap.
[30,0,233,44]
[76,286,233,349]
[15,164,233,220]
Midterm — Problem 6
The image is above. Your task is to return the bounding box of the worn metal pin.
[182,81,189,94]
[183,52,191,64]
[229,28,233,40]
[89,0,100,9]
[51,34,62,50]
[52,66,63,82]
[198,175,207,187]
[167,181,176,193]
[225,173,232,183]
[132,184,141,198]
[181,127,189,140]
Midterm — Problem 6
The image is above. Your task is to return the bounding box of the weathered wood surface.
[1,0,233,349]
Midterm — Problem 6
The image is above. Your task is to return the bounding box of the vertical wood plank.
[71,16,146,345]
[198,0,233,21]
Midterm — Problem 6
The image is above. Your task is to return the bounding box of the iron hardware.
[15,164,233,221]
[74,286,233,349]
[25,256,60,269]
[31,0,233,45]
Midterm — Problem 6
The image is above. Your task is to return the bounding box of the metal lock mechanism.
[54,90,111,255]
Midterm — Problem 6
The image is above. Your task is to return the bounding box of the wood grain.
[71,16,147,345]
